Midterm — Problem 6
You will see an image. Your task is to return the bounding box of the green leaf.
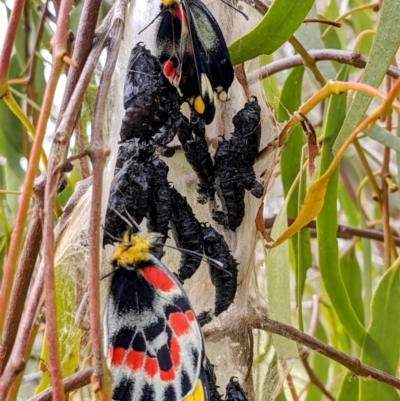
[332,0,400,154]
[338,181,360,227]
[278,67,304,209]
[340,249,364,325]
[304,323,330,401]
[294,5,336,81]
[277,66,311,329]
[368,124,400,151]
[317,65,366,347]
[359,260,400,400]
[228,0,315,65]
[337,372,359,401]
[266,206,298,360]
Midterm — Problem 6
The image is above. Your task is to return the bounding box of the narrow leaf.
[359,261,400,400]
[266,206,298,360]
[332,0,400,154]
[228,0,315,65]
[316,65,365,346]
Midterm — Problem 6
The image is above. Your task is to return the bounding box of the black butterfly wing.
[182,0,234,102]
[156,7,183,90]
[178,6,215,123]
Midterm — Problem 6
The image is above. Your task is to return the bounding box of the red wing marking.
[170,335,181,368]
[109,347,145,372]
[160,367,176,382]
[126,349,145,371]
[144,356,159,378]
[169,312,191,336]
[142,266,176,292]
[185,310,195,322]
[109,346,125,367]
[175,7,183,21]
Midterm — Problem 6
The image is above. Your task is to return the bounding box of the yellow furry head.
[111,232,161,267]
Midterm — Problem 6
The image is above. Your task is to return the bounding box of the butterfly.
[105,232,210,401]
[155,0,234,124]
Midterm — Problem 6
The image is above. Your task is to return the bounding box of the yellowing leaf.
[267,173,330,249]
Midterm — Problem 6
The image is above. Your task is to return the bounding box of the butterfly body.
[106,233,209,401]
[155,0,234,124]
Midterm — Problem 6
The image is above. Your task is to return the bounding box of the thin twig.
[27,369,93,401]
[303,18,342,28]
[247,50,400,83]
[5,310,41,401]
[264,215,400,246]
[39,22,114,398]
[301,357,335,401]
[87,0,127,395]
[0,175,45,375]
[204,306,400,390]
[0,0,25,94]
[56,0,107,126]
[41,0,76,398]
[249,310,400,390]
[75,117,91,178]
[381,76,398,267]
[0,176,94,400]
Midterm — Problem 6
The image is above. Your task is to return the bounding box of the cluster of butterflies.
[103,0,261,399]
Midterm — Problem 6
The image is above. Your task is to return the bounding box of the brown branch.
[0,175,92,400]
[56,0,105,126]
[75,117,91,178]
[248,310,400,390]
[0,0,70,353]
[87,0,127,395]
[27,369,93,401]
[8,0,49,88]
[0,265,44,401]
[247,50,400,83]
[264,215,400,247]
[5,310,41,401]
[204,306,400,391]
[0,0,25,94]
[381,77,398,266]
[39,17,114,397]
[303,18,342,28]
[41,1,76,399]
[301,357,335,401]
[0,175,45,375]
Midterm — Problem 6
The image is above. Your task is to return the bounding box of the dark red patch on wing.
[163,61,180,85]
[169,311,191,336]
[174,7,183,21]
[142,266,176,292]
[170,335,181,368]
[144,356,159,378]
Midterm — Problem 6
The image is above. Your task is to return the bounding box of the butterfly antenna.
[123,207,142,231]
[103,226,123,243]
[139,10,165,35]
[101,269,118,280]
[163,243,232,276]
[110,207,141,232]
[220,0,249,20]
